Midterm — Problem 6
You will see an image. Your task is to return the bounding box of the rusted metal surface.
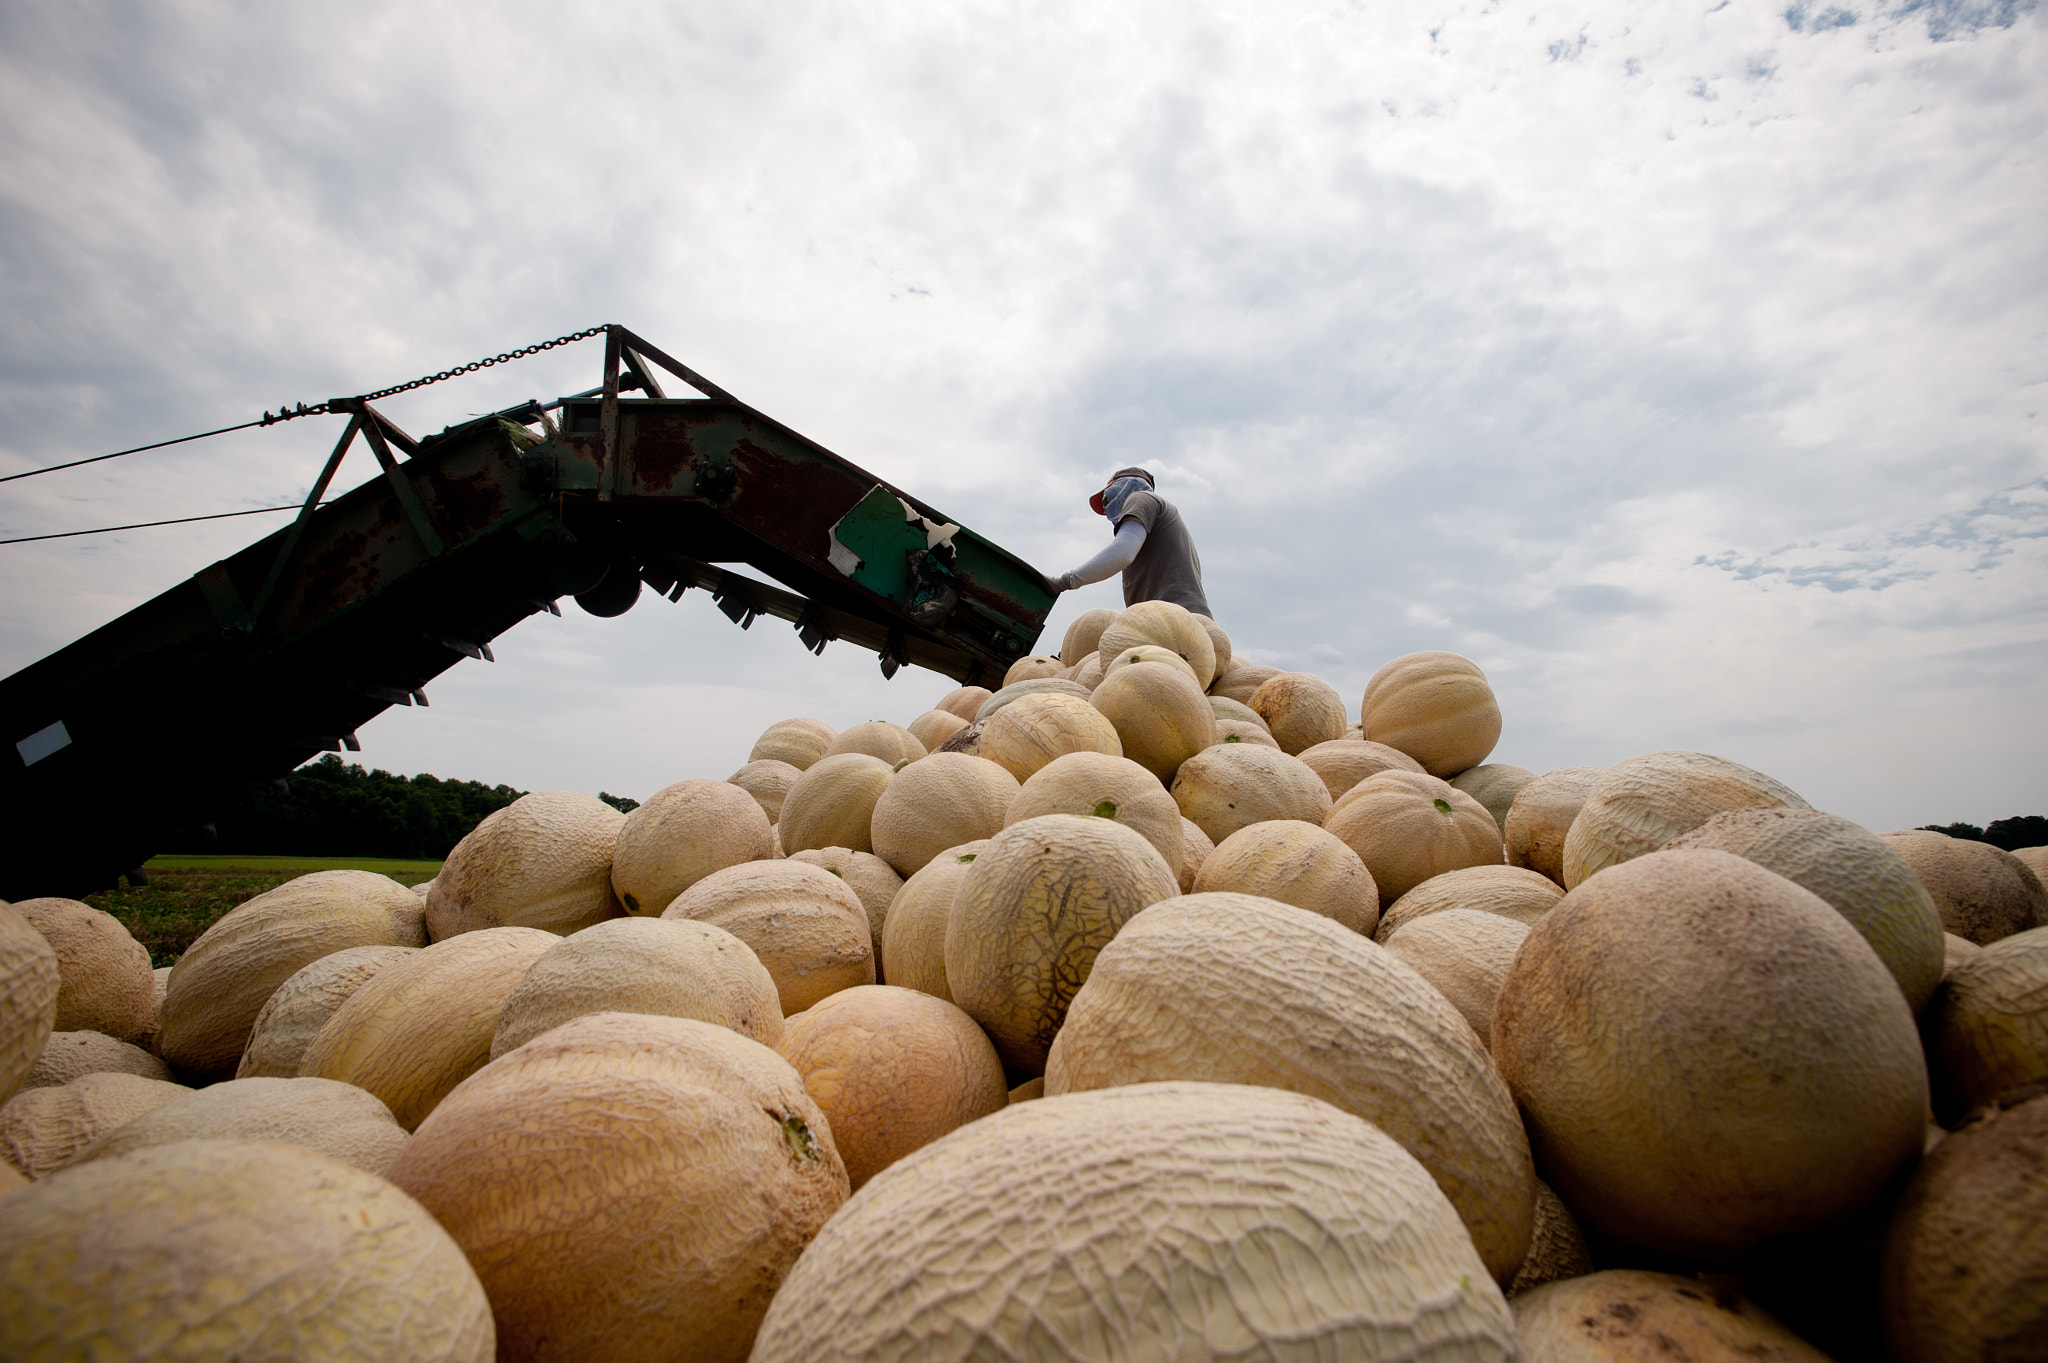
[0,329,1054,898]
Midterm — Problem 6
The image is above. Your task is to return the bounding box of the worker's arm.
[1053,519,1147,592]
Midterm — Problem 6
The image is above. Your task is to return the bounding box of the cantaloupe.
[1209,694,1270,732]
[2012,845,2048,883]
[1068,650,1106,690]
[1382,909,1531,1050]
[159,870,428,1080]
[1045,894,1535,1283]
[1001,654,1063,686]
[1360,652,1503,777]
[1170,743,1332,845]
[868,752,1020,877]
[778,752,895,855]
[611,778,777,916]
[9,898,155,1043]
[1193,613,1232,677]
[1097,600,1218,689]
[1878,830,2048,946]
[1,1071,188,1179]
[933,686,993,722]
[1211,719,1280,749]
[1088,660,1216,780]
[1560,751,1808,890]
[972,677,1094,720]
[1943,931,1982,979]
[905,708,969,752]
[1450,764,1536,834]
[1208,658,1281,704]
[1007,1075,1044,1103]
[1513,1270,1832,1361]
[1191,820,1379,935]
[0,903,58,1106]
[0,1138,494,1361]
[749,1082,1517,1362]
[1097,641,1202,690]
[1922,925,2048,1121]
[750,717,837,770]
[826,719,928,766]
[1667,807,1947,1013]
[1179,816,1215,893]
[786,847,904,968]
[1004,751,1186,880]
[945,814,1179,1073]
[880,842,987,1003]
[976,691,1123,782]
[23,1030,172,1089]
[776,984,1006,1189]
[1294,736,1423,803]
[298,925,558,1131]
[427,791,626,939]
[1880,1089,2048,1363]
[1504,766,1604,886]
[1506,1180,1594,1298]
[491,915,784,1058]
[68,1076,409,1178]
[664,861,874,1014]
[1249,672,1348,754]
[1325,770,1504,907]
[1374,865,1563,942]
[1491,848,1929,1259]
[387,1013,847,1363]
[236,944,417,1079]
[1060,608,1116,665]
[727,758,802,824]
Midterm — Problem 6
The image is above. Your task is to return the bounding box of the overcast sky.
[2,0,2042,835]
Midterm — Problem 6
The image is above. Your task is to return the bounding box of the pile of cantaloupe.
[3,597,2046,1361]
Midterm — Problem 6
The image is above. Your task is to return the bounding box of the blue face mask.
[1100,475,1151,525]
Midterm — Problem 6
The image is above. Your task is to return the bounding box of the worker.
[1050,467,1212,618]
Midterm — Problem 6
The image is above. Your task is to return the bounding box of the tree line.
[210,755,527,860]
[1917,816,2048,851]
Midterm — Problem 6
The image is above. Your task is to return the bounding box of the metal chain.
[262,324,609,425]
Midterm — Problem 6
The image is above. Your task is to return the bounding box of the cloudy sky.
[2,0,2042,835]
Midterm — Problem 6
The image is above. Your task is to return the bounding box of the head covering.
[1088,467,1155,516]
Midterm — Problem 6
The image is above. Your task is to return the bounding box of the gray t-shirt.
[1117,491,1212,619]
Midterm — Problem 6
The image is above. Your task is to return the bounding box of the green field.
[84,856,442,968]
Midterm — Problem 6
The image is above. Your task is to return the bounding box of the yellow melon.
[1360,651,1503,777]
[868,752,1020,877]
[1881,1090,2048,1363]
[1668,807,1948,1013]
[612,779,777,917]
[1097,600,1218,689]
[23,1031,172,1089]
[1045,894,1536,1283]
[1004,750,1186,879]
[879,842,988,1003]
[750,717,837,770]
[945,814,1178,1073]
[388,1013,847,1363]
[1325,770,1504,907]
[1450,764,1536,834]
[1374,865,1563,943]
[933,686,992,722]
[1097,641,1202,690]
[905,708,969,752]
[750,1082,1517,1362]
[1002,655,1063,686]
[1560,751,1808,890]
[1192,820,1379,935]
[776,984,1006,1189]
[236,944,417,1079]
[727,758,802,824]
[1382,908,1531,1050]
[1922,925,2048,1121]
[1208,658,1281,704]
[0,1138,493,1361]
[1879,830,2048,946]
[785,848,904,968]
[1179,817,1215,894]
[1504,766,1604,886]
[298,926,557,1131]
[0,904,58,1106]
[427,791,626,939]
[778,752,895,856]
[1249,672,1348,754]
[1492,848,1928,1259]
[1060,608,1116,665]
[1170,743,1332,845]
[976,691,1123,782]
[160,870,428,1080]
[1514,1271,1832,1361]
[491,915,784,1058]
[1089,660,1217,780]
[1296,737,1424,802]
[0,1071,189,1179]
[826,720,928,766]
[68,1076,409,1178]
[973,678,1094,721]
[8,899,155,1043]
[663,861,874,1014]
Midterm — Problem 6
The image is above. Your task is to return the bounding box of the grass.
[83,855,442,968]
